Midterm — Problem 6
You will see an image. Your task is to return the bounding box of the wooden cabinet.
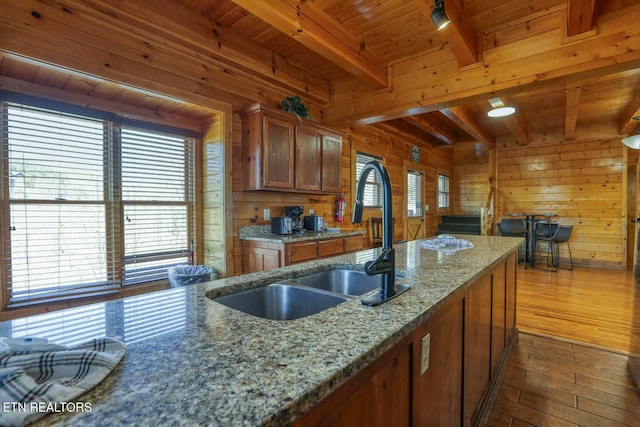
[292,338,411,427]
[321,133,343,193]
[296,125,322,191]
[243,234,365,273]
[412,298,464,426]
[240,103,343,194]
[464,273,493,426]
[294,250,519,427]
[286,241,318,264]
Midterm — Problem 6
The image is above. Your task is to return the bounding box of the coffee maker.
[284,205,304,233]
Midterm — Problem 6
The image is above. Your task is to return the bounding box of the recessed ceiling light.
[487,97,516,117]
[622,116,640,149]
[488,106,516,117]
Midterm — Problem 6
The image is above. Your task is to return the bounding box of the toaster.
[303,215,323,231]
[271,217,292,235]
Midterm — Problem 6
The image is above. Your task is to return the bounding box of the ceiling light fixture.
[431,0,450,30]
[622,116,640,149]
[487,97,516,118]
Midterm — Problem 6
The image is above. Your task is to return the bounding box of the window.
[355,152,382,207]
[1,97,197,307]
[438,173,450,209]
[407,170,423,217]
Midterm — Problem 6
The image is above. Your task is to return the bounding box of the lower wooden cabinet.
[292,337,412,427]
[243,234,365,273]
[412,298,464,426]
[293,250,518,426]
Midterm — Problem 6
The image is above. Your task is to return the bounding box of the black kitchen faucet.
[352,160,410,306]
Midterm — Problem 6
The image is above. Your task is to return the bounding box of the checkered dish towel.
[419,234,474,255]
[0,337,125,426]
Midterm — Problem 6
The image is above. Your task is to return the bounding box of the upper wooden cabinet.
[239,103,343,193]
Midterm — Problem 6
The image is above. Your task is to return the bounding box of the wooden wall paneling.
[495,138,625,269]
[453,142,491,216]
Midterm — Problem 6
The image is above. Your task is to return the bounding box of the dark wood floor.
[481,265,640,426]
[481,332,640,426]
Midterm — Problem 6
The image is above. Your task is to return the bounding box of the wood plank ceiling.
[1,0,639,147]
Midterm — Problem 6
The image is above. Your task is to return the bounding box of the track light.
[431,0,450,30]
[622,116,640,149]
[487,97,516,118]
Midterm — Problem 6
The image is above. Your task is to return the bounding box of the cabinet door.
[296,126,322,191]
[293,344,411,427]
[286,241,318,264]
[464,273,492,426]
[318,239,344,257]
[322,134,343,193]
[344,235,364,253]
[263,115,295,189]
[491,261,507,378]
[244,247,282,273]
[413,298,463,427]
[505,252,517,332]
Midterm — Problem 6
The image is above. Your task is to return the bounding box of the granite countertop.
[12,235,521,426]
[239,224,365,243]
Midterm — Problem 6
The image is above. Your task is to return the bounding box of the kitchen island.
[9,235,521,426]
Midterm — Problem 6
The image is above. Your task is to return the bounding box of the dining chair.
[497,218,528,263]
[370,217,383,248]
[535,225,574,271]
[370,217,404,248]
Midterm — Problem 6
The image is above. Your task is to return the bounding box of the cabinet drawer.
[318,239,344,257]
[344,235,364,253]
[287,241,318,264]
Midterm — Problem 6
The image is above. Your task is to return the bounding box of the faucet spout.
[353,160,410,306]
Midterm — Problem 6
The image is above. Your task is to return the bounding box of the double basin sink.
[212,268,388,321]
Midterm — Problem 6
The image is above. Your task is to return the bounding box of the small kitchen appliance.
[271,217,292,235]
[284,205,304,233]
[304,215,323,231]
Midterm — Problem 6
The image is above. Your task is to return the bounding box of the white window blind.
[1,99,197,307]
[438,173,450,209]
[355,152,382,207]
[407,170,423,217]
[4,104,117,304]
[121,127,194,285]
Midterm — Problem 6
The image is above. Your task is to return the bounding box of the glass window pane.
[9,204,109,300]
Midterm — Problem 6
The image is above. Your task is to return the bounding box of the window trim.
[0,93,200,308]
[438,172,451,210]
[407,169,424,218]
[354,151,383,208]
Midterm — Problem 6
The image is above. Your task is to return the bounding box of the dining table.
[506,213,557,268]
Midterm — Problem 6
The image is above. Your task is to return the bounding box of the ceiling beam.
[373,121,439,149]
[441,106,495,148]
[500,97,528,145]
[414,0,478,66]
[620,90,640,134]
[403,114,458,144]
[325,3,640,127]
[565,83,582,140]
[567,0,596,36]
[230,0,388,89]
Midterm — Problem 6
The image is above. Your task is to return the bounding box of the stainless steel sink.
[213,283,352,321]
[286,268,382,296]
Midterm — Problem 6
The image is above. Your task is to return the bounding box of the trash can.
[168,265,214,287]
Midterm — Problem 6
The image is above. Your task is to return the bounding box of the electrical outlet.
[309,209,315,215]
[264,208,270,221]
[425,204,430,212]
[420,333,430,375]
